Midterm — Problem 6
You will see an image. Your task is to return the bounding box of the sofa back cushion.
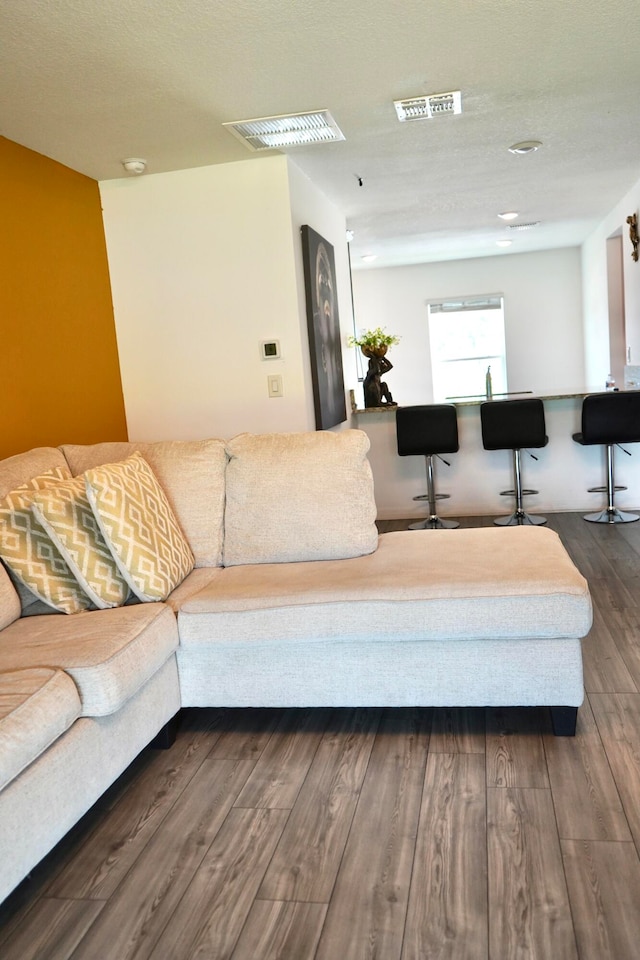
[0,448,70,500]
[61,439,227,567]
[223,429,378,566]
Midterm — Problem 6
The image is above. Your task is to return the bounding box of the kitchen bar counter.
[352,392,640,520]
[353,388,603,414]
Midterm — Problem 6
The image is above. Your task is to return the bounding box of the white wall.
[351,248,585,407]
[582,171,640,386]
[100,155,352,442]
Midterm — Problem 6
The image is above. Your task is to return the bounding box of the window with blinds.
[427,295,507,402]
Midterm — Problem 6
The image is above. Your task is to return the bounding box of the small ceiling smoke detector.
[122,158,147,174]
[222,110,345,151]
[498,211,518,221]
[507,221,541,231]
[508,140,542,155]
[393,91,462,122]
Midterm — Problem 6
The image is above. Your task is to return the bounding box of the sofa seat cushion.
[0,667,81,792]
[179,527,592,645]
[164,566,224,614]
[223,430,378,566]
[0,604,178,716]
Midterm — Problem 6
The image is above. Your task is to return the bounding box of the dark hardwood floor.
[3,512,640,958]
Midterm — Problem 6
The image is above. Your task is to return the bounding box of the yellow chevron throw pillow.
[84,453,194,602]
[0,467,94,614]
[31,477,130,609]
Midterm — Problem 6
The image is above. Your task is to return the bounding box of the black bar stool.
[396,404,459,529]
[572,391,640,523]
[480,398,548,526]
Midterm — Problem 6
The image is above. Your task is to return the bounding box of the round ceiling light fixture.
[361,254,377,262]
[122,157,147,174]
[498,211,518,220]
[508,141,542,155]
[496,239,512,247]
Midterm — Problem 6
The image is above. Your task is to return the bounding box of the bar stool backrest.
[481,398,547,451]
[396,404,459,457]
[580,391,640,445]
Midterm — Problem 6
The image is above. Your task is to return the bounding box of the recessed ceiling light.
[508,140,542,155]
[361,254,377,262]
[496,239,512,247]
[222,110,345,151]
[498,211,518,221]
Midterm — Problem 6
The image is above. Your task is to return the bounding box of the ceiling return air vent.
[393,91,462,122]
[222,110,345,151]
[507,221,541,231]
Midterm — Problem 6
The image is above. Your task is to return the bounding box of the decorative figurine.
[363,351,396,407]
[348,327,400,408]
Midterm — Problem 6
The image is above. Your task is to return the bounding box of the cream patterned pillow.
[84,453,194,601]
[30,477,130,609]
[0,468,93,615]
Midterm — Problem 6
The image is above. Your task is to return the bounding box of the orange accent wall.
[0,137,127,460]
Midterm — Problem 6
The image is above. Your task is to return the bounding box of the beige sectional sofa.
[0,429,593,903]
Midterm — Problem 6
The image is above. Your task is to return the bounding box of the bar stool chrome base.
[409,453,459,530]
[409,516,459,530]
[583,507,639,524]
[491,448,546,527]
[494,510,547,526]
[496,485,547,525]
[580,442,639,523]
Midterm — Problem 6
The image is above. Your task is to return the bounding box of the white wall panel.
[101,155,353,442]
[100,158,306,440]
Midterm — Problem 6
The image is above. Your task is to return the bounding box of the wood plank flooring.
[3,512,640,958]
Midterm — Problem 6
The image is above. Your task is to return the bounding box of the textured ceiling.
[2,0,640,267]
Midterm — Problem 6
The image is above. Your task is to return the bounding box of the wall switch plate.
[268,374,283,397]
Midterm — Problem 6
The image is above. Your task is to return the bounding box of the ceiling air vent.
[222,110,345,151]
[507,221,541,231]
[394,91,462,122]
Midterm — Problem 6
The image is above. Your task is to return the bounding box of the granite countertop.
[353,388,608,414]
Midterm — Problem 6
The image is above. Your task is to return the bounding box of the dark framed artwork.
[301,225,347,429]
